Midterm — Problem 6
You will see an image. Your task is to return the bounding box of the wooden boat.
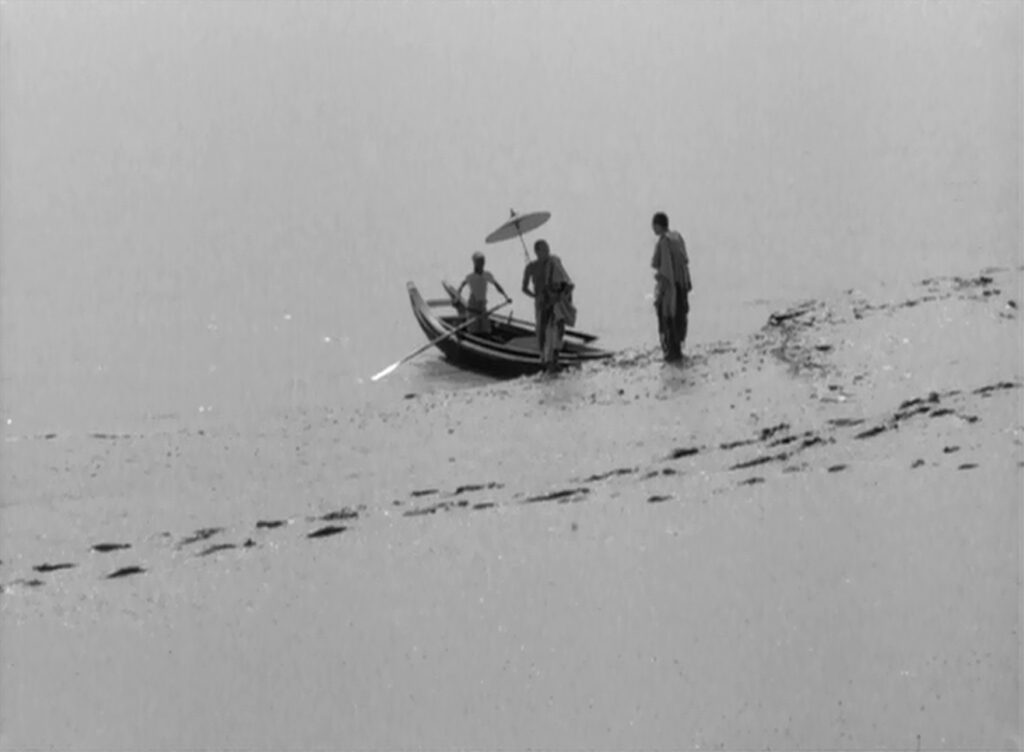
[407,281,614,377]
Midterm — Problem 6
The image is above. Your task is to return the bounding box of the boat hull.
[407,282,613,377]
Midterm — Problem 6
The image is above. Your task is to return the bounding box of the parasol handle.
[510,208,530,262]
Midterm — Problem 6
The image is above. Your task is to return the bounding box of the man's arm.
[492,279,511,301]
[521,265,534,298]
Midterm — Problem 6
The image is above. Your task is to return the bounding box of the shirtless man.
[457,251,510,335]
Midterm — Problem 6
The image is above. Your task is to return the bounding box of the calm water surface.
[1,2,1019,435]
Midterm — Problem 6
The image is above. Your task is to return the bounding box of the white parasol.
[485,209,551,261]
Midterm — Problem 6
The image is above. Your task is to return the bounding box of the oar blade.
[369,298,511,382]
[370,362,399,382]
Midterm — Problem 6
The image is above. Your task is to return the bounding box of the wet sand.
[1,268,1021,750]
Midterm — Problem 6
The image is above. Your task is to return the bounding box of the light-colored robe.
[539,254,575,365]
[546,255,575,326]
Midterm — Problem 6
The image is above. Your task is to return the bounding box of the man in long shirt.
[650,212,692,362]
[522,239,574,372]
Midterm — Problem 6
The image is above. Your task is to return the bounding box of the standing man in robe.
[522,239,575,373]
[650,212,692,362]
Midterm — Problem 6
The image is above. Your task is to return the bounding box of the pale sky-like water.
[1,1,1020,433]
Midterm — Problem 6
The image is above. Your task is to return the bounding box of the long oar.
[371,299,511,382]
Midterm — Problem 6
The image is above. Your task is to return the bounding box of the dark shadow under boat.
[407,281,614,378]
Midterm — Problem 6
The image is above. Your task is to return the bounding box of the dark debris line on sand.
[720,438,758,450]
[828,417,865,428]
[715,380,1010,479]
[177,527,224,548]
[33,562,77,573]
[730,453,788,471]
[107,566,146,579]
[320,507,359,522]
[453,481,504,495]
[665,447,701,460]
[524,487,591,504]
[842,384,1015,443]
[582,467,638,482]
[642,468,678,479]
[92,542,131,553]
[403,501,457,517]
[974,380,1021,396]
[307,525,347,539]
[854,425,888,440]
[255,519,288,530]
[197,543,237,557]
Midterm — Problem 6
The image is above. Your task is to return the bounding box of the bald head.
[652,212,669,236]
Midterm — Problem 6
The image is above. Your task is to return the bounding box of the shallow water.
[1,2,1020,435]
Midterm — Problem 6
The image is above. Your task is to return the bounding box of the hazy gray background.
[1,1,1020,434]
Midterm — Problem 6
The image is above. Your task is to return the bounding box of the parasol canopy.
[485,209,551,260]
[485,209,551,244]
